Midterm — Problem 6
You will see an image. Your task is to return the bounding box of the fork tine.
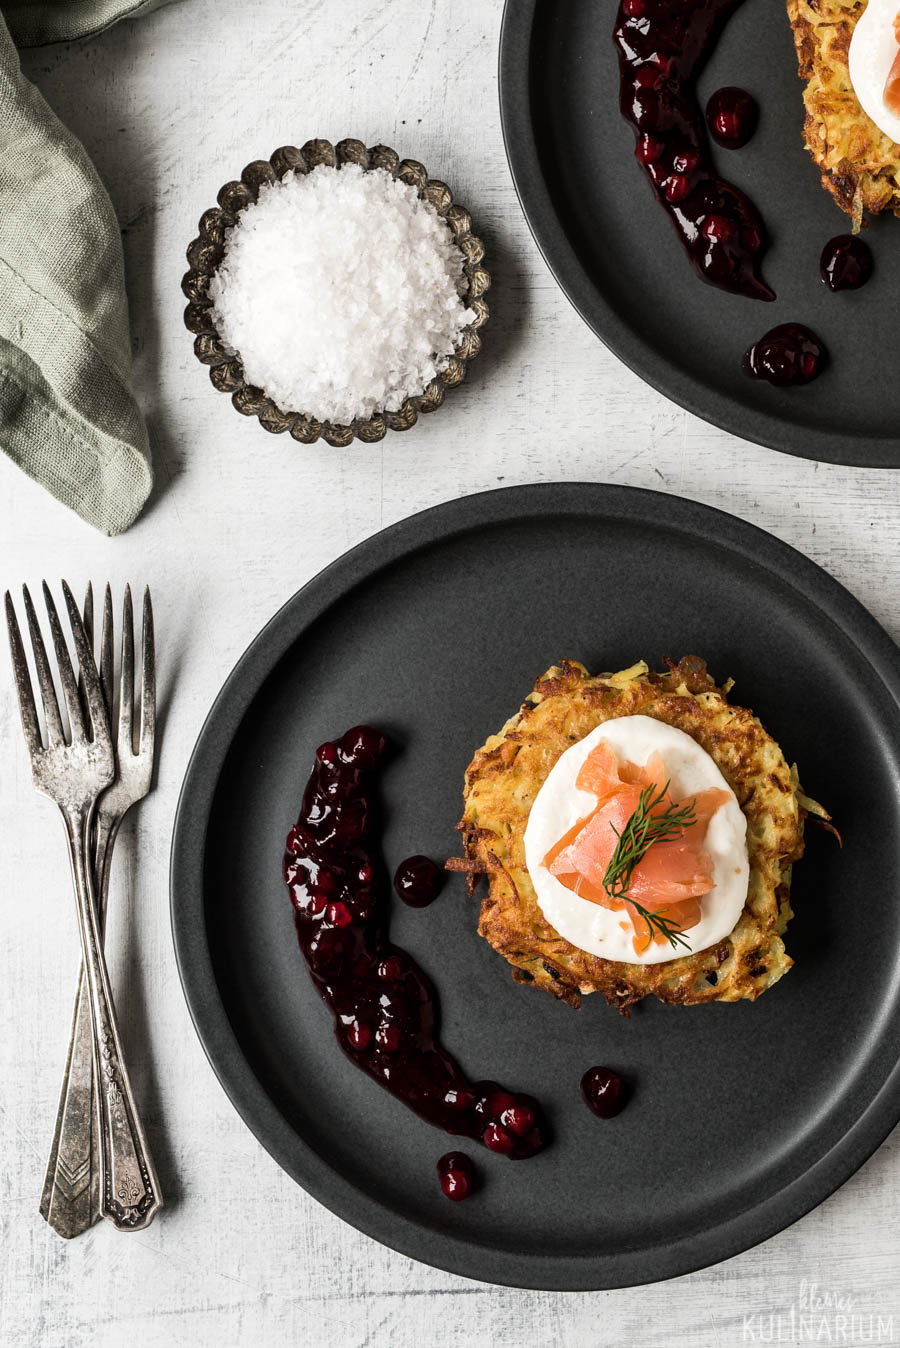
[5,592,42,756]
[61,581,110,749]
[139,587,155,756]
[22,585,64,747]
[82,582,94,647]
[42,582,86,743]
[99,583,114,721]
[119,584,134,756]
[78,582,94,720]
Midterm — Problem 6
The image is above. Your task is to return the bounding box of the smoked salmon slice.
[543,739,729,954]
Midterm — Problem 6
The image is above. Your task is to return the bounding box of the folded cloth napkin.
[4,0,167,48]
[0,13,153,534]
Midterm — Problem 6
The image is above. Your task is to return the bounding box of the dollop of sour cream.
[849,0,900,145]
[523,716,749,966]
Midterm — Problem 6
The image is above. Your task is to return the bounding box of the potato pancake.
[787,0,900,227]
[449,657,824,1013]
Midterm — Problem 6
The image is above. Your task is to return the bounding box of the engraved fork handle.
[58,807,161,1231]
[40,810,121,1237]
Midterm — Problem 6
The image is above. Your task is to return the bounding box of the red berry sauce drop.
[820,235,874,292]
[742,323,826,387]
[581,1066,627,1119]
[437,1151,474,1201]
[394,854,443,908]
[283,727,545,1158]
[613,0,774,301]
[706,86,758,149]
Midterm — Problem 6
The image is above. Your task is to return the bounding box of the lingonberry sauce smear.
[706,86,758,149]
[742,323,826,387]
[394,854,443,907]
[581,1066,627,1119]
[437,1151,475,1201]
[613,0,774,301]
[283,727,545,1159]
[820,234,874,292]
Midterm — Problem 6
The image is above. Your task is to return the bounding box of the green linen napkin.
[0,14,153,534]
[4,0,167,49]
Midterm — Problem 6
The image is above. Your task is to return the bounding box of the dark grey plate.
[171,483,900,1290]
[499,0,900,467]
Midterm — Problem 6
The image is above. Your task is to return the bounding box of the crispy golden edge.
[786,0,900,227]
[450,657,807,1014]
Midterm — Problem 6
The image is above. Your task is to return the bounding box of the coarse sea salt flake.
[208,164,477,425]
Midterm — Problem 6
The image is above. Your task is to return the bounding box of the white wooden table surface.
[3,1,900,1344]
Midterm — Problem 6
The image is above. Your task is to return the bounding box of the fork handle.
[39,965,98,1236]
[61,808,162,1230]
[41,812,118,1236]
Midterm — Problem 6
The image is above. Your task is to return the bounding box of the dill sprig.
[602,781,698,952]
[625,898,693,953]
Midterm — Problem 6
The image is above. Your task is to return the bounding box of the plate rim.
[170,481,900,1291]
[497,0,900,469]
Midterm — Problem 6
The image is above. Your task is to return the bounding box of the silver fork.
[38,585,157,1238]
[5,582,162,1233]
